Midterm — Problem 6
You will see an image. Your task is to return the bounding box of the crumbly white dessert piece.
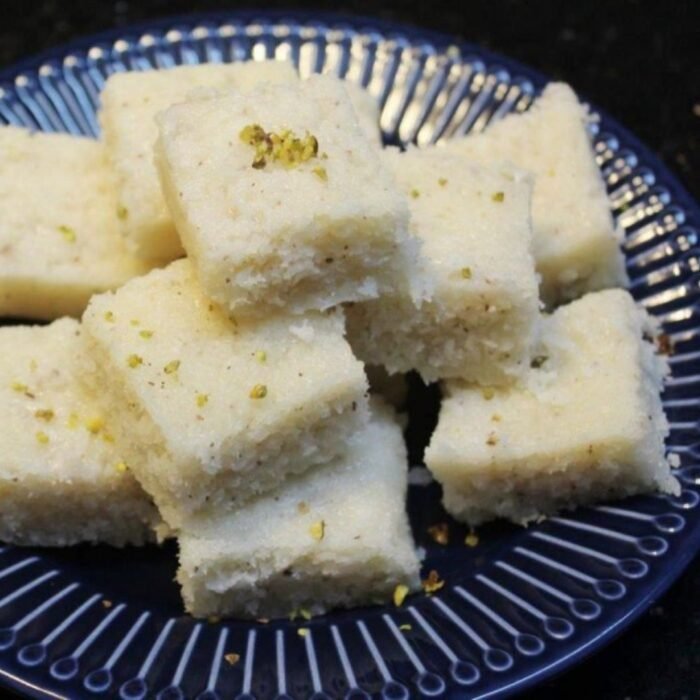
[155,74,418,318]
[0,127,153,320]
[82,259,369,529]
[0,318,157,546]
[426,289,679,526]
[177,401,420,618]
[343,81,382,143]
[443,83,627,305]
[99,61,298,261]
[346,147,539,385]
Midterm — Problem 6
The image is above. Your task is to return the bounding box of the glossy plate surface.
[0,12,699,700]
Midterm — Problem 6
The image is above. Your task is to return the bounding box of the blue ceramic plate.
[0,12,699,700]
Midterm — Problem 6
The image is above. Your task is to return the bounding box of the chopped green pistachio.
[164,360,180,375]
[249,383,268,399]
[297,628,309,638]
[399,624,412,632]
[309,520,325,541]
[84,416,105,434]
[115,461,128,474]
[239,124,321,170]
[34,408,54,421]
[130,319,140,327]
[410,188,420,199]
[254,350,267,364]
[35,431,49,445]
[139,330,154,339]
[312,166,328,182]
[116,204,129,220]
[104,311,115,323]
[460,267,472,280]
[127,354,143,369]
[10,381,28,393]
[196,393,209,408]
[438,177,448,187]
[58,225,76,243]
[481,387,495,400]
[66,412,80,429]
[491,191,505,203]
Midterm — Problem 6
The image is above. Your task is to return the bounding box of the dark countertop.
[1,1,698,698]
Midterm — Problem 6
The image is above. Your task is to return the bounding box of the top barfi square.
[155,74,417,318]
[443,83,628,305]
[99,61,299,261]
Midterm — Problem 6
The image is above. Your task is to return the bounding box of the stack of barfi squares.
[0,56,679,620]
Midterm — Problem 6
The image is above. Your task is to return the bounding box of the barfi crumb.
[657,334,674,355]
[207,615,220,624]
[393,584,409,607]
[224,652,240,666]
[297,628,309,638]
[297,501,310,514]
[102,599,112,608]
[486,432,499,446]
[399,624,412,632]
[427,522,449,545]
[422,570,445,594]
[299,608,312,621]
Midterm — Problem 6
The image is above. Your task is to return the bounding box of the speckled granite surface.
[0,2,697,698]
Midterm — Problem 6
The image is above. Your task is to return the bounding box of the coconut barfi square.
[426,289,679,526]
[0,127,153,321]
[99,60,298,261]
[0,318,157,546]
[82,259,369,529]
[346,147,539,385]
[443,83,627,305]
[155,74,418,318]
[177,401,420,618]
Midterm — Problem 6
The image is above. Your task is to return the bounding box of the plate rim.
[0,10,697,700]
